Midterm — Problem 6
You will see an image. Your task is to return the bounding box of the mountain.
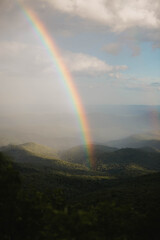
[107,133,160,150]
[16,142,59,158]
[97,148,160,177]
[0,142,58,162]
[1,148,160,240]
[0,143,109,199]
[1,141,160,240]
[59,144,117,166]
[60,144,160,177]
[1,142,160,179]
[0,142,101,177]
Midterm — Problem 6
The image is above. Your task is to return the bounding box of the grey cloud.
[103,43,122,55]
[0,41,53,77]
[45,0,160,31]
[45,0,160,48]
[1,0,160,49]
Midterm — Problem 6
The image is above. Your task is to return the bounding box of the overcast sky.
[0,0,160,109]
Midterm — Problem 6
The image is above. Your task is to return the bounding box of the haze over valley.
[0,104,160,149]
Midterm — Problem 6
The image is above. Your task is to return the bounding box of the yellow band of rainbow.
[19,5,95,168]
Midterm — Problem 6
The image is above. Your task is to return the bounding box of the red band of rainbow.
[19,4,95,168]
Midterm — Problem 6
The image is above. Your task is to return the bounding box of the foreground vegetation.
[0,151,160,240]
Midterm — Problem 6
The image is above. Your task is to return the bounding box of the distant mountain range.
[107,132,160,150]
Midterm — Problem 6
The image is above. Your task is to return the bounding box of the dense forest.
[0,142,160,240]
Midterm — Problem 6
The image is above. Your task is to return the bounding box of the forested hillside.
[0,142,160,240]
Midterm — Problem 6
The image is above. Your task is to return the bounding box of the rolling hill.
[59,144,117,166]
[0,140,160,240]
[1,141,160,180]
[0,142,102,177]
[0,147,160,240]
[97,148,160,177]
[60,144,160,177]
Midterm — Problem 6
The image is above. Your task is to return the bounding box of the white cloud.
[109,72,122,79]
[63,52,128,75]
[46,0,160,32]
[63,52,113,73]
[0,41,128,78]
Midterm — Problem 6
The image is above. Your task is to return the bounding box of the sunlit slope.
[18,142,58,158]
[0,142,58,161]
[0,143,101,176]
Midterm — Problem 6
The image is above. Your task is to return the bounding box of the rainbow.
[18,4,95,168]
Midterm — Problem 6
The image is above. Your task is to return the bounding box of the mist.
[0,104,159,149]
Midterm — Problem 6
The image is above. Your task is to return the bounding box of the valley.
[0,139,160,239]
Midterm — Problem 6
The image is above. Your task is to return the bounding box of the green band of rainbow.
[19,5,95,168]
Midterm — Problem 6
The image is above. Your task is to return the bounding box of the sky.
[0,0,160,109]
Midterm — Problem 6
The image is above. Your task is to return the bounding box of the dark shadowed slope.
[61,145,160,177]
[59,144,117,166]
[94,148,160,177]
